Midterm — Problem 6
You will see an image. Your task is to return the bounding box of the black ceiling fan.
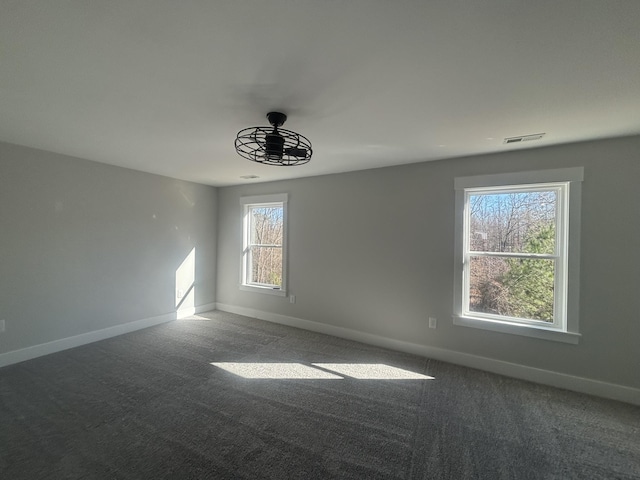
[235,112,312,166]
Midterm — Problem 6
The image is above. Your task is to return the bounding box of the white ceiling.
[1,1,639,186]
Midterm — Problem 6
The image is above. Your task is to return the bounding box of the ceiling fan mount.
[266,111,287,128]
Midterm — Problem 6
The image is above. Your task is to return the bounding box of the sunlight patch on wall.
[313,363,434,380]
[176,247,195,319]
[211,362,343,379]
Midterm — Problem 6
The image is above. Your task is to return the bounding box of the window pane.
[469,191,556,254]
[250,206,283,245]
[469,256,555,322]
[250,246,282,286]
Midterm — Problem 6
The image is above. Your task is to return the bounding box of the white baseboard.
[0,302,218,369]
[193,302,218,316]
[215,303,640,406]
[177,301,218,319]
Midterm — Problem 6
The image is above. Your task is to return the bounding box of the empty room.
[1,1,639,479]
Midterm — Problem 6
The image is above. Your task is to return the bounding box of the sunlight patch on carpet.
[314,363,434,380]
[211,362,343,379]
[211,362,434,380]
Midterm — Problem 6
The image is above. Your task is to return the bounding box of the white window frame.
[240,194,288,297]
[453,168,583,344]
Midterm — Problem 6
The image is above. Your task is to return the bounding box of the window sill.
[240,284,287,297]
[453,315,580,344]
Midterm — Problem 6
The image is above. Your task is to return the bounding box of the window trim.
[240,194,288,297]
[453,168,583,344]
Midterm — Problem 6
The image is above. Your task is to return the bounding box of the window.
[453,168,583,343]
[240,194,287,296]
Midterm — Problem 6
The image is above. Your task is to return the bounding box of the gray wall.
[0,142,217,354]
[216,135,640,390]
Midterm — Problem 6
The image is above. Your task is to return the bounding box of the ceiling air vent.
[503,133,545,144]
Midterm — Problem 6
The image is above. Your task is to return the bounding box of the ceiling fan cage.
[235,113,312,166]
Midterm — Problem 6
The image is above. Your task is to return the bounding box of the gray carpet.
[1,310,638,479]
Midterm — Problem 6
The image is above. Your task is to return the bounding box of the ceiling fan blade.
[284,147,308,158]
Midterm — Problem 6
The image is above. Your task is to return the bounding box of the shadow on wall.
[176,247,195,319]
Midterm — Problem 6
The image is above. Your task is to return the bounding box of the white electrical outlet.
[0,319,5,333]
[177,289,183,299]
[289,295,296,304]
[428,317,437,329]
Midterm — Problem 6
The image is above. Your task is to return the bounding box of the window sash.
[464,186,561,256]
[468,251,558,260]
[461,182,568,330]
[245,245,283,288]
[462,255,558,326]
[240,195,287,295]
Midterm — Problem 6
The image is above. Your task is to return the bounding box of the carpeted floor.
[1,310,638,479]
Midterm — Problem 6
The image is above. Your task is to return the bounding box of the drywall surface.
[216,135,640,390]
[0,142,217,354]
